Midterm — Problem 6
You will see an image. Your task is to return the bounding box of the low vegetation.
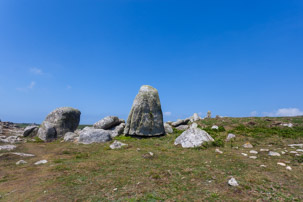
[0,116,303,201]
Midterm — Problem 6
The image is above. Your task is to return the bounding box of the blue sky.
[0,0,303,124]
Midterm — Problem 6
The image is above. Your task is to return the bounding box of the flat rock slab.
[11,152,35,157]
[0,145,17,151]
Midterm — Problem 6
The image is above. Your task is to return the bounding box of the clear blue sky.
[0,0,303,124]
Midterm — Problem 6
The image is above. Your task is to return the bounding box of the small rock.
[296,149,303,152]
[288,144,303,148]
[228,177,239,187]
[149,152,154,156]
[211,125,219,130]
[260,149,269,152]
[34,160,48,165]
[249,156,257,159]
[268,151,281,157]
[260,165,267,168]
[16,160,27,165]
[110,140,127,149]
[281,151,286,154]
[226,133,236,141]
[286,166,292,171]
[164,123,173,134]
[243,142,253,148]
[176,125,189,131]
[11,152,35,157]
[290,151,298,154]
[241,153,248,157]
[277,162,286,167]
[250,150,258,154]
[281,123,293,128]
[215,149,223,154]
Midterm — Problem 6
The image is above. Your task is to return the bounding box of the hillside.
[0,116,303,201]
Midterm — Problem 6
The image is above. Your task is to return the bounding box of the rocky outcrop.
[64,132,79,142]
[37,107,81,141]
[23,125,38,137]
[174,124,214,148]
[171,119,189,127]
[78,127,112,144]
[124,85,165,137]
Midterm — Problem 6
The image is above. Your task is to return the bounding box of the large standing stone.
[78,127,112,144]
[93,116,121,130]
[37,107,81,141]
[124,85,165,137]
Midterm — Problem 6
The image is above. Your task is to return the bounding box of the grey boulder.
[124,85,165,137]
[37,107,81,141]
[64,132,79,142]
[78,127,112,144]
[176,125,189,131]
[164,123,173,134]
[109,123,125,138]
[174,124,214,148]
[93,116,121,130]
[23,125,38,137]
[172,119,190,127]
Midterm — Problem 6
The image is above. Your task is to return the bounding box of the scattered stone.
[110,140,127,149]
[288,144,303,148]
[286,166,292,171]
[215,149,223,154]
[164,123,173,134]
[109,123,125,138]
[93,116,121,130]
[281,151,286,155]
[64,132,79,142]
[211,125,219,130]
[226,133,236,141]
[11,152,35,157]
[250,150,258,154]
[149,152,154,156]
[277,162,286,167]
[174,127,214,148]
[268,151,281,156]
[0,136,22,144]
[290,151,298,154]
[171,119,189,127]
[228,177,239,187]
[23,125,38,137]
[0,145,17,151]
[16,160,27,165]
[176,125,189,131]
[241,153,248,157]
[78,127,112,144]
[38,107,81,141]
[35,160,48,165]
[281,123,293,128]
[260,165,267,168]
[296,149,303,152]
[260,149,269,152]
[249,156,257,159]
[243,142,253,148]
[124,85,165,137]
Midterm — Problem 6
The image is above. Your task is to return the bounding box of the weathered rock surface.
[110,140,128,149]
[109,123,125,138]
[93,116,121,130]
[211,125,219,130]
[174,124,214,148]
[23,125,38,137]
[37,107,81,141]
[164,123,173,134]
[0,145,17,151]
[12,152,35,157]
[35,160,48,165]
[124,85,165,137]
[171,119,189,127]
[64,132,79,142]
[228,177,239,186]
[16,160,27,165]
[243,142,253,148]
[78,127,112,144]
[268,151,281,156]
[0,136,22,144]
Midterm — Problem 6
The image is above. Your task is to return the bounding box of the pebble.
[11,152,35,157]
[215,149,223,154]
[0,145,17,151]
[249,156,257,159]
[286,166,292,171]
[281,151,286,155]
[268,151,281,157]
[34,160,48,165]
[260,165,267,168]
[290,151,298,154]
[228,177,239,187]
[16,160,27,165]
[277,162,286,167]
[250,150,258,154]
[288,144,303,148]
[241,153,248,157]
[260,149,269,152]
[243,142,253,148]
[296,149,303,152]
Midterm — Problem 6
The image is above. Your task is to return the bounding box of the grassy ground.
[0,117,303,201]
